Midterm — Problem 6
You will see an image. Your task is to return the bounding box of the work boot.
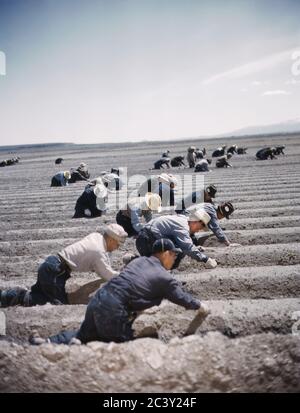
[29,330,50,345]
[0,288,28,307]
[69,337,82,345]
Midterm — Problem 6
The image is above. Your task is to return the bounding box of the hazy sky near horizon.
[0,0,300,145]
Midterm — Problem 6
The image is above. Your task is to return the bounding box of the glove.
[185,302,211,335]
[204,258,218,269]
[197,302,211,317]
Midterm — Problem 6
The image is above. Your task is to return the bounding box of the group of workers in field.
[1,141,286,346]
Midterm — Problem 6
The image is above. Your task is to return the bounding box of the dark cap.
[205,184,217,198]
[218,202,234,219]
[152,238,182,255]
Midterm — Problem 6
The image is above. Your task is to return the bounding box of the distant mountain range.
[223,118,300,137]
[1,119,300,151]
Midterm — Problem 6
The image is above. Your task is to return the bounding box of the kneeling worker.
[51,171,71,187]
[30,239,210,345]
[136,210,217,269]
[73,182,108,218]
[0,224,127,308]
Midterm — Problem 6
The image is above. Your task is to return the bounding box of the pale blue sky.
[0,0,300,145]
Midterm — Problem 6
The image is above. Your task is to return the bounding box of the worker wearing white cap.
[116,193,162,237]
[73,183,108,218]
[0,224,128,308]
[51,170,71,187]
[136,209,218,269]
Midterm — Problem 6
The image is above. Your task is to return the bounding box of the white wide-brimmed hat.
[188,209,211,227]
[158,173,178,187]
[144,192,162,212]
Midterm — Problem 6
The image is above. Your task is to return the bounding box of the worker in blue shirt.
[29,239,210,345]
[136,210,218,269]
[51,171,71,187]
[186,202,241,247]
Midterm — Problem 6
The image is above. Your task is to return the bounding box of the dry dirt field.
[0,133,300,392]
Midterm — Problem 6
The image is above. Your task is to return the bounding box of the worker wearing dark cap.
[29,239,209,345]
[188,202,240,247]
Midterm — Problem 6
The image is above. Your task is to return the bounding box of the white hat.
[188,209,211,227]
[104,223,128,244]
[144,192,162,212]
[158,173,178,187]
[79,162,87,167]
[93,184,108,198]
[93,184,108,211]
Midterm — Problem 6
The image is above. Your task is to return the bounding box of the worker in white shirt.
[0,224,128,307]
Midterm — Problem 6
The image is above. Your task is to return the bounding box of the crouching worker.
[51,171,71,187]
[29,239,210,345]
[216,153,232,168]
[188,202,240,247]
[136,210,218,269]
[73,182,108,218]
[116,193,162,237]
[0,224,128,308]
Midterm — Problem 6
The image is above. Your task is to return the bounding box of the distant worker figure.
[0,224,127,308]
[73,183,108,218]
[29,239,209,346]
[195,148,204,160]
[187,146,196,168]
[194,158,212,172]
[162,150,170,158]
[69,162,91,183]
[227,145,238,155]
[212,145,227,158]
[136,210,217,270]
[51,171,71,187]
[256,147,276,160]
[55,158,64,165]
[274,145,285,156]
[175,184,217,214]
[170,156,186,168]
[237,147,247,155]
[92,171,123,191]
[216,153,232,168]
[116,193,162,237]
[152,157,171,170]
[0,157,20,167]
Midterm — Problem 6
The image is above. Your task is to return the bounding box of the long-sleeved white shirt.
[58,233,118,281]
